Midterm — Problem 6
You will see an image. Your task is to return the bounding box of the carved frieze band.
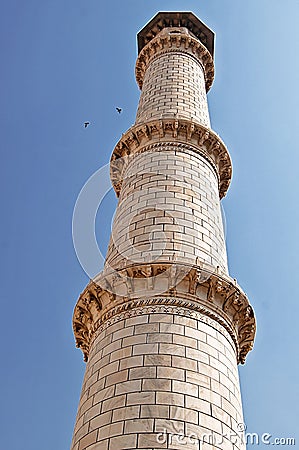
[88,303,237,361]
[110,118,232,199]
[135,27,214,91]
[73,262,256,364]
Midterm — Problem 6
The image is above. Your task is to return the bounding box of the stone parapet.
[73,262,255,365]
[135,27,214,92]
[110,118,232,200]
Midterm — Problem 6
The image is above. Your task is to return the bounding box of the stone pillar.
[71,12,256,450]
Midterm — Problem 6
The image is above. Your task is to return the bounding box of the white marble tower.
[71,12,256,450]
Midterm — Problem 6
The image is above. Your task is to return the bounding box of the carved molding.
[73,262,255,364]
[110,119,232,199]
[135,27,214,92]
[88,303,237,361]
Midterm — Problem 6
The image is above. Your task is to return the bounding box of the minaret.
[71,12,256,450]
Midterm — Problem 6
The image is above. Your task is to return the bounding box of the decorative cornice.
[73,262,256,364]
[137,12,214,57]
[110,118,232,199]
[135,27,214,91]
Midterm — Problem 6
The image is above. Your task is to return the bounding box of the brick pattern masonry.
[71,312,244,450]
[106,148,228,273]
[135,52,210,128]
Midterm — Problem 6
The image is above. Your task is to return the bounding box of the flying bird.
[84,121,90,128]
[116,107,122,114]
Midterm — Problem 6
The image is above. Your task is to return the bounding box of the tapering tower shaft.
[106,18,230,276]
[135,26,211,128]
[71,12,256,450]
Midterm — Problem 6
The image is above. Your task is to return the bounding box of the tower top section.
[137,11,215,57]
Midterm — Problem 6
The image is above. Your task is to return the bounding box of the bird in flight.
[116,107,122,114]
[84,121,90,128]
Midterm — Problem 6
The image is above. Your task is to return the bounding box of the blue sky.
[1,1,298,449]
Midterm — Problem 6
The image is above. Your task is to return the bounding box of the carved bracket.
[135,27,214,91]
[110,119,232,199]
[73,263,255,364]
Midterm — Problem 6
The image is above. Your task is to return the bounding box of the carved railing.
[73,262,255,364]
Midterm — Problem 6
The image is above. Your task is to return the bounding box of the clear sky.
[1,1,299,449]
